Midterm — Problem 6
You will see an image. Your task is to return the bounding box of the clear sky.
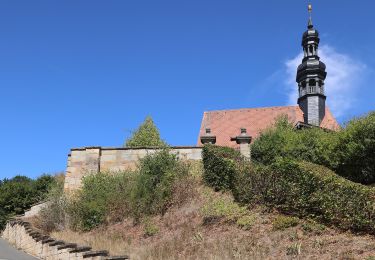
[0,0,374,179]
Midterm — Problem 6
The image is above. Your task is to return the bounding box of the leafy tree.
[251,111,375,184]
[251,115,338,167]
[0,175,55,229]
[334,111,375,184]
[125,116,167,147]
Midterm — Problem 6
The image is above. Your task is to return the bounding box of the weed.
[272,215,299,231]
[236,215,256,230]
[286,242,302,256]
[144,218,159,237]
[302,220,326,235]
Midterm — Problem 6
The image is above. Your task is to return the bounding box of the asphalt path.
[0,238,37,260]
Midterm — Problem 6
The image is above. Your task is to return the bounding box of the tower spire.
[308,3,313,28]
[296,3,327,126]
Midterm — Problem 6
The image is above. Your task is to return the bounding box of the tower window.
[309,45,314,55]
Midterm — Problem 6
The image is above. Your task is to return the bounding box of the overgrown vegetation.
[0,174,55,229]
[44,149,191,231]
[125,116,167,148]
[203,143,375,234]
[251,111,375,184]
[201,145,242,191]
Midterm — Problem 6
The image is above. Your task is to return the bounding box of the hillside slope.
[43,178,375,260]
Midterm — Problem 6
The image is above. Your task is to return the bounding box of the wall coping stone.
[70,146,202,152]
[42,238,55,244]
[58,243,77,250]
[105,257,130,260]
[83,250,109,258]
[35,235,49,242]
[49,240,65,246]
[69,246,92,253]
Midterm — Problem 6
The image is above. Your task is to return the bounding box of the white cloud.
[285,45,367,118]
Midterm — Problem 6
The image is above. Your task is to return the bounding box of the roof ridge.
[204,105,299,114]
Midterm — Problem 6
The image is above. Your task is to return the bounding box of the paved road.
[0,239,37,260]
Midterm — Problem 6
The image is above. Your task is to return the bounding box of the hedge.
[203,145,375,234]
[202,145,243,191]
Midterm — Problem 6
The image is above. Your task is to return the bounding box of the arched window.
[309,45,314,55]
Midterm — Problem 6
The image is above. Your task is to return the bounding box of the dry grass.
[49,162,375,259]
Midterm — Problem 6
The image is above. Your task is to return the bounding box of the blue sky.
[0,0,374,179]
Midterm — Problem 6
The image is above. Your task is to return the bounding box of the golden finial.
[308,3,312,13]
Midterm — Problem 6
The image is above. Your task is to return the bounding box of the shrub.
[251,116,338,168]
[143,218,159,237]
[69,171,136,231]
[251,112,375,185]
[272,215,299,230]
[0,174,55,230]
[236,215,256,230]
[334,111,375,184]
[301,220,326,235]
[203,145,375,234]
[202,145,243,191]
[235,158,375,233]
[37,175,67,233]
[125,116,167,148]
[201,194,247,224]
[131,149,188,220]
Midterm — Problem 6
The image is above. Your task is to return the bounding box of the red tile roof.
[197,105,340,148]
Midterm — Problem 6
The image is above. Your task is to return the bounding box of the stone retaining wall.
[64,146,203,192]
[24,202,49,218]
[1,219,128,260]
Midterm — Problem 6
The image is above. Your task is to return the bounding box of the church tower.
[296,4,327,126]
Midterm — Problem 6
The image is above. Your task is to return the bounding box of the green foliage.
[334,111,375,184]
[252,112,375,184]
[201,194,247,223]
[272,215,299,230]
[131,149,188,220]
[0,174,55,230]
[38,175,67,232]
[143,218,159,237]
[68,149,188,231]
[251,116,337,167]
[202,145,243,191]
[236,215,256,230]
[301,220,326,235]
[125,116,167,148]
[236,158,375,233]
[203,145,375,234]
[69,171,136,231]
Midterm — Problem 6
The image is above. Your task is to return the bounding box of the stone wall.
[23,202,49,218]
[1,219,128,260]
[64,146,203,192]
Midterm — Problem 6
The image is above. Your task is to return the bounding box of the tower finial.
[308,3,313,29]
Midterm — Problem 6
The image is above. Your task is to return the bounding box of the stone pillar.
[231,128,252,159]
[200,128,216,145]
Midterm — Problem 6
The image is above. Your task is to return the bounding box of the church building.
[198,5,340,151]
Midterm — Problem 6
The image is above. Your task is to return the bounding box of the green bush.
[334,111,375,184]
[68,149,188,231]
[235,158,375,233]
[203,145,375,234]
[131,149,188,220]
[125,116,167,148]
[37,174,67,232]
[69,171,136,231]
[251,112,375,185]
[202,145,243,191]
[251,116,338,167]
[0,174,55,230]
[272,215,299,230]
